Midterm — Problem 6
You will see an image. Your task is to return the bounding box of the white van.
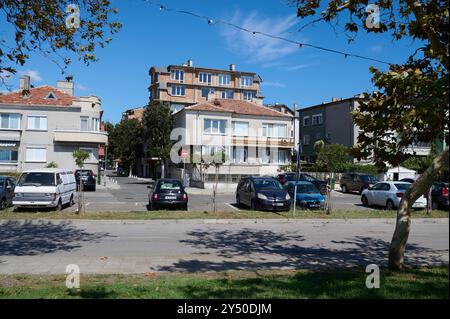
[13,168,77,211]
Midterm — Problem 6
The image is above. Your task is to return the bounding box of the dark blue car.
[284,181,325,209]
[0,176,16,210]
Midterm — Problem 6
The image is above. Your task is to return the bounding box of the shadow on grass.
[67,286,117,299]
[0,220,112,256]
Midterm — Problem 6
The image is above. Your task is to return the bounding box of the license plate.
[165,196,177,200]
[273,203,284,206]
[81,176,88,181]
[309,203,319,208]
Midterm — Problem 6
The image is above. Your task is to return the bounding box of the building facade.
[0,76,107,173]
[149,59,264,114]
[171,99,294,186]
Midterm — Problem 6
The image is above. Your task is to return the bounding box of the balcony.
[54,130,108,144]
[232,136,294,148]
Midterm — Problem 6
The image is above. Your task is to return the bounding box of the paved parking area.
[62,176,375,213]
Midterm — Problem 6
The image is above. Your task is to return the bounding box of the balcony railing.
[54,129,108,144]
[232,136,294,147]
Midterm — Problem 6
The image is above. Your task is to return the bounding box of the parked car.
[340,173,378,194]
[284,181,325,209]
[399,177,417,184]
[277,172,327,194]
[0,176,16,210]
[147,179,188,210]
[431,182,449,210]
[13,169,77,211]
[236,176,291,211]
[75,169,96,191]
[361,181,426,210]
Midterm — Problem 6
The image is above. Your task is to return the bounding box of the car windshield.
[157,181,183,192]
[76,170,92,176]
[297,183,320,194]
[254,179,282,190]
[285,174,297,181]
[17,172,55,186]
[394,183,411,191]
[360,175,377,183]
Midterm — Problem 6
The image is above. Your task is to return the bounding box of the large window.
[27,115,47,130]
[262,123,287,138]
[201,88,214,98]
[26,147,46,162]
[204,119,226,134]
[218,74,231,86]
[199,72,212,84]
[312,114,323,125]
[0,149,18,163]
[302,116,310,127]
[221,90,234,99]
[240,76,253,87]
[170,69,184,82]
[232,121,249,136]
[303,134,310,145]
[243,91,256,101]
[171,85,185,96]
[91,118,100,131]
[80,116,89,131]
[232,146,248,163]
[1,113,20,129]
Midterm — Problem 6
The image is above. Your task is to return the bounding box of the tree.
[314,142,351,172]
[108,119,143,176]
[291,0,449,270]
[45,161,58,168]
[72,149,89,214]
[142,103,175,179]
[0,0,121,88]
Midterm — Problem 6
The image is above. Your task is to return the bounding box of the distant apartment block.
[121,106,145,121]
[149,59,264,113]
[0,76,107,173]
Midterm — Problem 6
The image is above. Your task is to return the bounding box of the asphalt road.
[0,218,447,274]
[65,176,375,213]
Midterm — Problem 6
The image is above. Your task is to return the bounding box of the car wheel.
[362,195,369,207]
[250,199,257,210]
[0,198,6,210]
[236,195,241,207]
[386,199,395,210]
[92,185,96,192]
[182,204,188,211]
[55,199,62,212]
[431,201,438,210]
[69,195,75,207]
[342,185,348,193]
[359,187,366,195]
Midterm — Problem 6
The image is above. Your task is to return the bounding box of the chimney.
[187,59,193,67]
[332,97,340,102]
[56,80,74,95]
[229,64,236,71]
[19,75,30,91]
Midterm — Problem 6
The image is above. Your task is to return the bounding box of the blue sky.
[1,0,420,123]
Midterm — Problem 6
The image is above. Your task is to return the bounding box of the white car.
[361,181,427,210]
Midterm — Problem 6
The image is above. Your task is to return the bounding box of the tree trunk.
[388,147,449,270]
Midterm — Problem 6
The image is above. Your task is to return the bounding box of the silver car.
[361,181,427,210]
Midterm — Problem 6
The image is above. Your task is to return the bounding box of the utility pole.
[293,104,301,218]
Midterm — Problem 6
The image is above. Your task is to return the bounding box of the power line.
[144,0,394,66]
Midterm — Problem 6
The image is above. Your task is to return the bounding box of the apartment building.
[149,59,264,114]
[299,95,434,163]
[170,99,294,186]
[0,76,107,173]
[266,103,300,151]
[121,106,145,122]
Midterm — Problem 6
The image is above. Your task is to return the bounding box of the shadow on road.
[158,228,447,272]
[0,220,112,256]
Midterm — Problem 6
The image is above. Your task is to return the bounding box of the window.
[221,90,234,99]
[170,103,184,113]
[243,91,256,101]
[232,146,248,163]
[201,88,214,98]
[303,134,310,145]
[1,113,20,129]
[27,115,47,130]
[204,119,226,134]
[261,147,270,164]
[232,121,249,136]
[315,132,321,140]
[26,147,46,162]
[171,85,185,96]
[199,72,212,84]
[274,149,289,164]
[218,74,230,86]
[0,149,18,163]
[80,116,89,131]
[262,123,287,138]
[80,148,95,161]
[240,76,253,87]
[170,69,184,82]
[312,114,323,125]
[202,145,227,163]
[46,92,57,100]
[91,118,100,131]
[302,116,310,127]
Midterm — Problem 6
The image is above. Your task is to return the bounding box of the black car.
[0,176,15,210]
[236,176,291,211]
[277,172,327,195]
[340,173,378,194]
[147,179,188,210]
[75,169,96,191]
[431,182,449,210]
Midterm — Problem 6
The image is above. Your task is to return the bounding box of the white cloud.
[278,63,314,71]
[18,70,43,82]
[76,84,89,91]
[261,81,287,88]
[220,10,301,62]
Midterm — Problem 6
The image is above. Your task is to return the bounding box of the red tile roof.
[0,85,74,106]
[185,99,291,117]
